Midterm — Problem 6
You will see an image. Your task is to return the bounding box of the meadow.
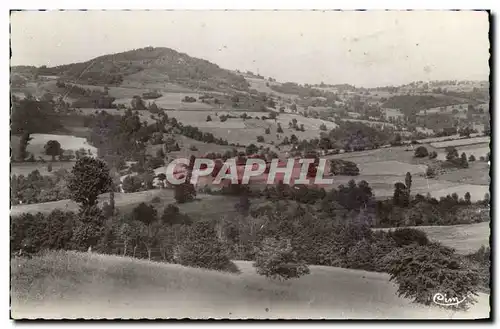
[10,250,490,319]
[374,222,490,255]
[9,189,240,221]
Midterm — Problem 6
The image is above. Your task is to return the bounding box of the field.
[326,145,488,200]
[436,144,490,162]
[10,250,490,319]
[165,111,337,147]
[11,161,75,177]
[11,133,97,162]
[374,222,490,255]
[9,189,240,221]
[340,118,396,129]
[114,92,213,110]
[430,136,490,149]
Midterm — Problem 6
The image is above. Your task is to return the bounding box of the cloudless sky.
[10,10,490,87]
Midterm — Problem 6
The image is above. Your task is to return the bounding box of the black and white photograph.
[8,9,492,320]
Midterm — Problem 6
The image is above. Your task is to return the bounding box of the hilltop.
[11,46,250,93]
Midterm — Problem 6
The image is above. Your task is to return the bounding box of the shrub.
[428,151,438,159]
[177,221,238,272]
[122,175,143,193]
[254,237,310,280]
[390,228,429,247]
[414,146,429,158]
[469,154,476,162]
[330,159,360,176]
[386,243,480,310]
[47,163,53,172]
[345,238,376,271]
[151,196,161,203]
[426,166,437,178]
[257,136,265,143]
[174,182,196,204]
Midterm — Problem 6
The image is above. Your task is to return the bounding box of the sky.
[10,10,490,87]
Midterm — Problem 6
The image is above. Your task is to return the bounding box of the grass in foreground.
[11,251,490,319]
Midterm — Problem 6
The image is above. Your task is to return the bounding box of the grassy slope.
[11,251,490,319]
[373,222,490,255]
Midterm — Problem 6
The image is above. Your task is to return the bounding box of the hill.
[12,47,250,93]
[11,251,489,319]
[382,95,469,116]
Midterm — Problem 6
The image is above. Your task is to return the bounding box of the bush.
[426,166,437,178]
[122,175,143,193]
[330,159,360,176]
[386,243,480,310]
[174,182,196,204]
[390,228,429,247]
[257,136,265,143]
[151,196,161,203]
[414,146,429,158]
[254,237,310,280]
[345,238,376,271]
[428,151,438,159]
[469,154,476,162]
[177,221,238,273]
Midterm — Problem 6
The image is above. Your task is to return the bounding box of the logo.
[432,293,466,307]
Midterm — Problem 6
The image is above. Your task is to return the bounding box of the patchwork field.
[11,251,489,319]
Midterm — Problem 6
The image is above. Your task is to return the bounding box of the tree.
[391,134,402,146]
[177,221,237,272]
[446,147,459,161]
[206,115,212,122]
[265,127,271,134]
[44,140,62,161]
[464,192,471,205]
[157,173,167,188]
[460,152,469,168]
[68,157,112,209]
[393,182,409,207]
[386,243,480,310]
[174,182,196,204]
[161,204,192,226]
[122,175,143,193]
[148,102,160,113]
[17,132,32,162]
[483,193,490,205]
[71,206,107,252]
[254,237,310,280]
[257,136,265,143]
[290,103,297,112]
[277,123,284,134]
[131,202,158,260]
[469,154,476,162]
[405,172,412,199]
[414,146,429,158]
[299,124,305,132]
[245,144,258,155]
[131,96,146,111]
